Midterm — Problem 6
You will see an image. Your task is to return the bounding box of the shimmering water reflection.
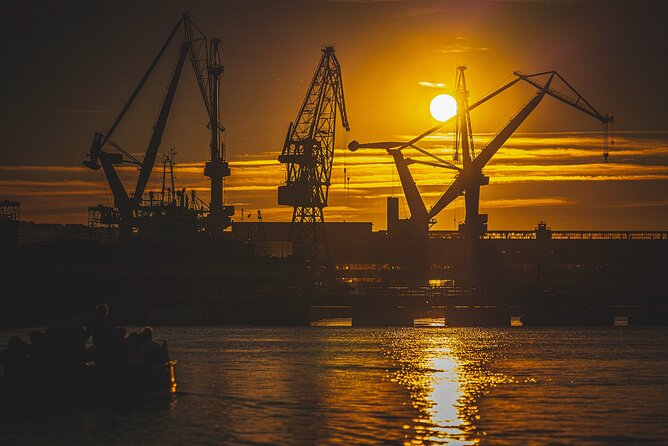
[383,331,509,444]
[428,354,468,442]
[2,327,667,445]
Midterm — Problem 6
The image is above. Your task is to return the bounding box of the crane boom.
[103,16,185,145]
[392,151,428,224]
[514,71,613,124]
[473,90,547,170]
[515,70,614,162]
[135,41,190,204]
[184,19,214,122]
[89,133,130,211]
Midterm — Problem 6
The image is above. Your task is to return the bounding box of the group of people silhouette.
[0,303,169,381]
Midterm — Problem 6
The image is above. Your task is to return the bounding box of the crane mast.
[454,66,475,166]
[201,37,233,236]
[184,18,233,234]
[278,46,350,260]
[453,66,489,237]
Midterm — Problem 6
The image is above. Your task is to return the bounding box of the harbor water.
[2,326,667,445]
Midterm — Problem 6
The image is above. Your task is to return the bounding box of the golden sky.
[2,130,667,230]
[0,0,666,230]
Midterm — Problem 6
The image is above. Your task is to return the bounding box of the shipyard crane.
[350,69,614,239]
[83,14,233,238]
[278,46,350,260]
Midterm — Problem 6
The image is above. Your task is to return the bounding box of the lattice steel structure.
[278,46,350,259]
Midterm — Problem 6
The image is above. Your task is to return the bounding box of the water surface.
[1,327,667,445]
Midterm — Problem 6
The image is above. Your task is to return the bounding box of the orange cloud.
[2,132,666,228]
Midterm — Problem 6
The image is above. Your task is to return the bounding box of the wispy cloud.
[602,200,668,209]
[394,6,442,18]
[0,165,90,173]
[418,81,448,89]
[437,44,491,54]
[481,197,575,208]
[3,132,667,228]
[0,190,104,197]
[0,180,103,188]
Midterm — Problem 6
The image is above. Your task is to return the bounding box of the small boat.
[0,360,177,407]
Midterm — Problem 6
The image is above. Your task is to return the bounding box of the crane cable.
[604,120,614,162]
[391,162,396,197]
[342,129,350,204]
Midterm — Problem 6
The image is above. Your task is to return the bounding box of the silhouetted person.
[141,326,153,344]
[0,336,30,380]
[86,303,117,369]
[141,327,167,365]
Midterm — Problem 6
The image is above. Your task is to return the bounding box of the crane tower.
[278,46,350,259]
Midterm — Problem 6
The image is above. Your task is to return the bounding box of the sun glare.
[430,94,458,122]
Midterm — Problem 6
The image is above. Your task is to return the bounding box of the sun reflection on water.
[383,330,513,445]
[427,353,471,444]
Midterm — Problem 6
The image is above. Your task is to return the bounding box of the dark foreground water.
[2,327,667,445]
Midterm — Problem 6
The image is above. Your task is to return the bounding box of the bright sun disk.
[430,94,458,122]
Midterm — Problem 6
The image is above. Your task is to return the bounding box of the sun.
[430,94,458,122]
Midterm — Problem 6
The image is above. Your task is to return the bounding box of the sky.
[1,0,667,230]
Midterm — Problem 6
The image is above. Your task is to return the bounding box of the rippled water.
[2,327,667,445]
